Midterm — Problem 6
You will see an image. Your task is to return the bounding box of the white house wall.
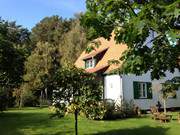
[122,69,180,110]
[122,72,154,110]
[151,69,180,109]
[104,75,123,101]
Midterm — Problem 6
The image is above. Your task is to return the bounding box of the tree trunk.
[19,91,23,109]
[163,99,167,114]
[40,90,43,107]
[19,98,22,109]
[45,88,48,100]
[74,109,78,135]
[6,88,9,109]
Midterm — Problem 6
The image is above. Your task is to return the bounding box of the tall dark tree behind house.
[60,14,89,65]
[31,15,72,46]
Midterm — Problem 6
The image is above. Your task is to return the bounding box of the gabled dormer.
[82,46,109,70]
[75,34,127,74]
[85,58,96,69]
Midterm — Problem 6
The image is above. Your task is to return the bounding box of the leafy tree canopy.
[0,39,24,86]
[23,41,60,89]
[21,42,61,106]
[160,76,180,113]
[161,76,180,99]
[52,65,103,135]
[59,14,89,65]
[0,18,30,45]
[0,18,31,110]
[82,0,180,79]
[0,18,30,86]
[31,15,72,46]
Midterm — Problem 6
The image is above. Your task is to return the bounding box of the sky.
[0,0,86,30]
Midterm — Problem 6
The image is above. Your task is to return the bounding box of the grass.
[0,108,180,135]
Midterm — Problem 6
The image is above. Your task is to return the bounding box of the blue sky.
[0,0,86,30]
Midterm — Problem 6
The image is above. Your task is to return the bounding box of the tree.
[0,18,30,84]
[0,18,31,110]
[0,38,25,110]
[52,65,103,135]
[59,14,88,65]
[31,15,89,67]
[0,18,32,56]
[31,15,72,46]
[0,18,30,45]
[82,0,180,79]
[22,42,60,107]
[160,77,180,114]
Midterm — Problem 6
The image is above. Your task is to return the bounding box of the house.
[75,34,180,110]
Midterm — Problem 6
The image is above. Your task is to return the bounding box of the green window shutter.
[85,61,88,69]
[133,82,140,99]
[147,82,152,99]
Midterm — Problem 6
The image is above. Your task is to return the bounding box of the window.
[140,83,147,98]
[133,81,152,99]
[85,58,96,69]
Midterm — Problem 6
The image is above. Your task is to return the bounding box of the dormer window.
[85,58,96,69]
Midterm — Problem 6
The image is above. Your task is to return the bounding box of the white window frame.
[139,82,147,99]
[85,58,96,69]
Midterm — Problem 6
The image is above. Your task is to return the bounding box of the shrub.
[83,100,106,120]
[103,99,139,120]
[22,90,38,107]
[103,99,116,119]
[51,89,67,118]
[82,99,139,120]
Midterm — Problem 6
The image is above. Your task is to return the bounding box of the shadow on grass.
[95,114,151,122]
[91,126,169,135]
[0,108,74,135]
[51,131,74,135]
[0,109,171,135]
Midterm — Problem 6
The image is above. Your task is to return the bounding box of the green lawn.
[0,108,180,135]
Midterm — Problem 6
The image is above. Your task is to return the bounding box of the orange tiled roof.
[85,64,109,73]
[82,46,109,60]
[75,33,128,73]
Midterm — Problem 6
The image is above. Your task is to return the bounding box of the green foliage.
[0,14,89,109]
[0,18,30,45]
[31,14,89,67]
[0,39,24,85]
[0,18,30,110]
[24,42,59,89]
[14,83,39,107]
[52,65,103,134]
[161,77,180,99]
[21,87,37,107]
[83,100,106,120]
[31,15,72,46]
[82,0,180,79]
[103,99,116,119]
[52,65,103,114]
[59,14,89,65]
[21,42,61,107]
[0,86,8,111]
[103,99,138,120]
[160,76,180,113]
[0,18,32,57]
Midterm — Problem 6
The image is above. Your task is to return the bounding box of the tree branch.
[126,3,138,17]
